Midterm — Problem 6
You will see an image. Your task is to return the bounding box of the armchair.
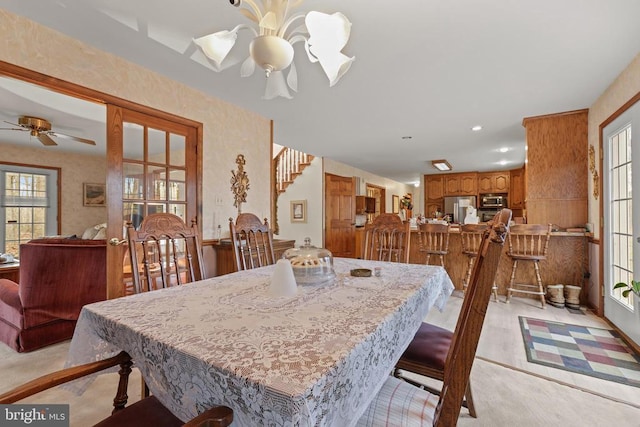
[0,238,107,352]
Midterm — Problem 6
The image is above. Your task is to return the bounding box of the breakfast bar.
[408,227,589,302]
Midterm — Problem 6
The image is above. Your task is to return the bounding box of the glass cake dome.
[282,237,335,285]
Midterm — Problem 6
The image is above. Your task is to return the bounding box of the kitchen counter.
[408,227,589,302]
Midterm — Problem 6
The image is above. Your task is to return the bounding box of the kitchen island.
[407,227,589,303]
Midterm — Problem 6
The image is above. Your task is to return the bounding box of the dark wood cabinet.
[356,196,376,214]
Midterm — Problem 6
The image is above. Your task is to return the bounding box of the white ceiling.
[2,1,640,184]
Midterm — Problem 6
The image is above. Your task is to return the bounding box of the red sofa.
[0,238,107,352]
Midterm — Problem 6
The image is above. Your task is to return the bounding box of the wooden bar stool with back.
[416,223,450,266]
[460,223,493,299]
[505,223,552,308]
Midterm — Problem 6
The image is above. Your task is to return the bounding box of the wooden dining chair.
[127,213,205,294]
[0,351,233,427]
[229,213,276,271]
[375,209,511,424]
[362,213,410,263]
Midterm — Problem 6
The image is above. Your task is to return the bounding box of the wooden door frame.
[366,183,386,214]
[0,61,204,299]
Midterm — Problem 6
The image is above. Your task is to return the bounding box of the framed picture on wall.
[392,195,399,213]
[291,200,307,223]
[83,183,106,207]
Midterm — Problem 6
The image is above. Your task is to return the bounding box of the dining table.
[66,257,454,426]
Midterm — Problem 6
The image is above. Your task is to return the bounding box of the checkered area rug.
[519,317,640,388]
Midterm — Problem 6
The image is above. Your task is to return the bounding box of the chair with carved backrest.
[127,213,205,294]
[359,209,511,426]
[0,351,233,426]
[362,213,410,263]
[229,213,276,271]
[416,223,450,266]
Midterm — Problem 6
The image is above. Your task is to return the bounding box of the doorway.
[0,62,203,300]
[603,100,640,344]
[324,173,355,258]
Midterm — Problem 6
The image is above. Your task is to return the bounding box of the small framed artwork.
[392,195,400,214]
[83,183,106,207]
[291,200,307,223]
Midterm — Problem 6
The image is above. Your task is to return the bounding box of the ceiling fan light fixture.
[431,159,452,171]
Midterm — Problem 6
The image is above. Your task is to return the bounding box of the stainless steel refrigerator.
[444,196,477,224]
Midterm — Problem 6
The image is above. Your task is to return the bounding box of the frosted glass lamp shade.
[194,29,239,66]
[250,36,294,74]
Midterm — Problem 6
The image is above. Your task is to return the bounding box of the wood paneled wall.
[522,110,588,228]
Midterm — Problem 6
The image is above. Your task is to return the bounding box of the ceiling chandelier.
[194,0,354,100]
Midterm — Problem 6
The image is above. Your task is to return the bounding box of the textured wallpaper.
[0,10,271,240]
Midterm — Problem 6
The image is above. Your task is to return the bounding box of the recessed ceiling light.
[471,125,482,132]
[401,136,412,140]
[499,147,509,153]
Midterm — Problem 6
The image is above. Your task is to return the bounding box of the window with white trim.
[608,125,634,309]
[0,164,58,256]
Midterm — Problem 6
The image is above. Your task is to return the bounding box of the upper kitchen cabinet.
[509,167,525,209]
[478,172,510,194]
[444,172,477,196]
[355,196,376,214]
[424,175,444,216]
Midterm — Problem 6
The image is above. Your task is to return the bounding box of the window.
[608,125,634,309]
[0,164,58,256]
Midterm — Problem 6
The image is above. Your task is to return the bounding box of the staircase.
[272,147,315,235]
[274,147,315,194]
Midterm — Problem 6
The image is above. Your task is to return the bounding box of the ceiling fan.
[0,116,95,146]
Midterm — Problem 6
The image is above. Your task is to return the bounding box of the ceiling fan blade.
[49,131,96,145]
[3,120,24,128]
[37,133,58,146]
[0,127,26,131]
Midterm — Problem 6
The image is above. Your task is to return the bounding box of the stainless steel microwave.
[480,194,507,208]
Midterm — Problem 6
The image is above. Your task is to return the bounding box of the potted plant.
[613,280,640,298]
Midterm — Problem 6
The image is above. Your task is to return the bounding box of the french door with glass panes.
[106,105,200,299]
[603,100,640,345]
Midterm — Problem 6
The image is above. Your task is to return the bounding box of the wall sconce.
[431,160,452,171]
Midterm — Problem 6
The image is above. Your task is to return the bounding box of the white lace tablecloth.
[67,258,454,426]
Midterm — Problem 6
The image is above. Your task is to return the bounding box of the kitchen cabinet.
[478,172,510,194]
[424,175,444,217]
[355,196,376,214]
[509,167,525,209]
[444,173,477,196]
[354,227,365,259]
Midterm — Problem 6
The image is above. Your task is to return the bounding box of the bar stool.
[416,223,450,266]
[460,223,491,298]
[506,223,552,308]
